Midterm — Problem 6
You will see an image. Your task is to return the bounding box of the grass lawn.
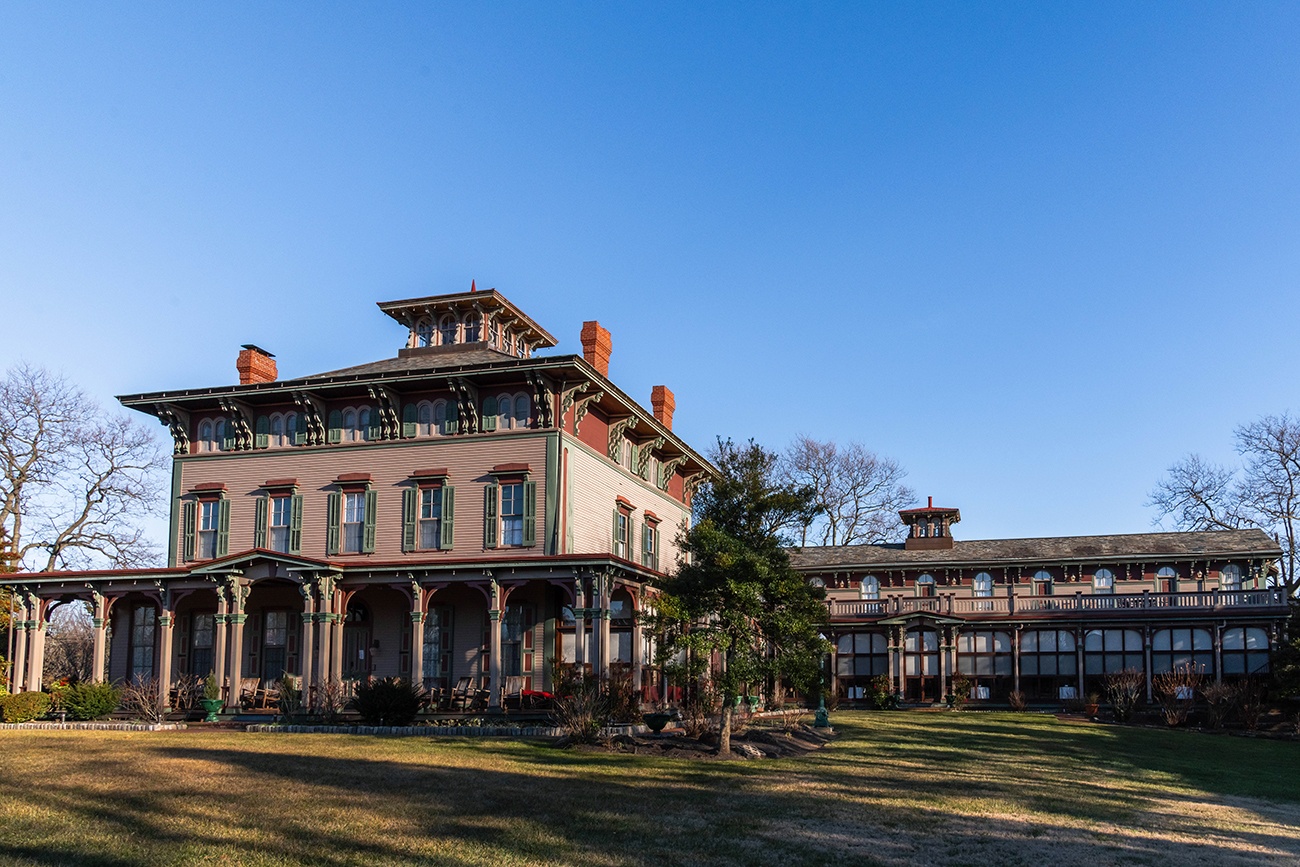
[2,712,1298,866]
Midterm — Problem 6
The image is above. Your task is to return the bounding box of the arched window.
[433,400,449,436]
[860,575,880,600]
[439,316,458,346]
[1032,570,1053,597]
[516,340,526,358]
[501,332,513,355]
[198,420,214,452]
[1220,564,1243,592]
[973,572,993,598]
[1093,568,1115,594]
[916,573,935,597]
[342,409,357,442]
[1152,628,1213,674]
[418,401,433,437]
[358,408,371,441]
[464,314,481,343]
[808,576,825,588]
[497,394,514,430]
[213,419,226,452]
[283,413,297,446]
[416,319,433,347]
[513,392,530,428]
[1222,627,1270,675]
[269,414,284,447]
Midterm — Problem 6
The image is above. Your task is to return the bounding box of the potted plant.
[1084,692,1101,718]
[200,673,223,722]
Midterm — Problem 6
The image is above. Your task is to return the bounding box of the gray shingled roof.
[308,349,524,379]
[789,529,1281,570]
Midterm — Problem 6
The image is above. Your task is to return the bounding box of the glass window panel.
[1172,630,1190,652]
[1153,629,1171,651]
[1021,657,1039,675]
[1125,630,1143,651]
[1059,631,1076,652]
[1104,630,1122,651]
[976,657,992,676]
[993,632,1011,653]
[1246,628,1268,650]
[837,635,854,654]
[958,658,975,675]
[1222,655,1245,674]
[1222,628,1244,650]
[1021,632,1038,653]
[995,655,1012,676]
[871,634,887,654]
[1193,629,1212,651]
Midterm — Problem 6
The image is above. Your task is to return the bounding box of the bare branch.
[780,435,914,547]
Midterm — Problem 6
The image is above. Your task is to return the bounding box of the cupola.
[899,497,960,550]
[377,283,558,360]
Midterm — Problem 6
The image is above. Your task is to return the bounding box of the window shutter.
[254,416,270,449]
[292,413,308,446]
[484,484,499,549]
[522,605,535,675]
[326,491,342,555]
[522,480,537,547]
[613,508,621,555]
[216,499,231,557]
[366,415,382,442]
[402,404,417,438]
[481,396,498,431]
[651,526,659,571]
[363,489,377,553]
[289,494,303,555]
[402,487,417,552]
[440,486,455,550]
[220,422,235,452]
[628,516,637,562]
[254,495,268,549]
[446,401,459,434]
[182,500,196,562]
[327,411,343,444]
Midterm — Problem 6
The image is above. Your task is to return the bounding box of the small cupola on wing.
[377,282,558,360]
[899,496,960,550]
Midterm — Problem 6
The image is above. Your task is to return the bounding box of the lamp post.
[814,633,830,728]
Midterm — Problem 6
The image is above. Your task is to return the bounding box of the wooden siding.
[562,434,690,569]
[175,432,549,564]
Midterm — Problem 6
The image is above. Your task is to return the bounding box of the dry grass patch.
[1,713,1297,866]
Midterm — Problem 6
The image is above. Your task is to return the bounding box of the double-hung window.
[328,481,376,555]
[501,483,525,547]
[261,610,289,680]
[269,496,292,553]
[483,475,535,548]
[614,510,630,558]
[190,613,215,676]
[198,501,219,559]
[343,492,365,553]
[641,520,659,570]
[419,488,442,549]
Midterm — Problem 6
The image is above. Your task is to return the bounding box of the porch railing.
[827,587,1288,620]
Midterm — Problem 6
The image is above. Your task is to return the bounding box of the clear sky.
[3,4,1299,546]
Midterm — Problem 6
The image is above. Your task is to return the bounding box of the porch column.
[225,584,247,714]
[940,627,953,701]
[1012,626,1021,695]
[888,627,900,695]
[157,608,175,711]
[409,590,425,688]
[596,575,610,681]
[11,596,29,693]
[631,596,644,697]
[330,590,344,683]
[1143,625,1154,703]
[298,584,315,707]
[26,604,47,693]
[1075,627,1085,700]
[1213,624,1223,685]
[91,593,108,684]
[213,590,229,698]
[487,607,502,709]
[316,582,333,690]
[573,578,587,670]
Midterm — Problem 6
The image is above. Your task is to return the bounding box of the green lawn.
[1,712,1297,866]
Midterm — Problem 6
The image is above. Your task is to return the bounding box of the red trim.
[262,478,298,489]
[616,496,635,511]
[643,510,660,523]
[409,467,450,479]
[336,472,372,483]
[491,462,531,475]
[191,482,227,492]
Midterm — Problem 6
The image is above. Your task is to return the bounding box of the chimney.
[236,345,277,385]
[651,385,675,430]
[580,321,612,377]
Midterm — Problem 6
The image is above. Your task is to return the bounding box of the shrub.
[550,669,609,743]
[315,679,348,725]
[605,667,642,724]
[119,676,167,724]
[1235,678,1266,731]
[1201,681,1236,729]
[1153,663,1204,727]
[351,677,422,726]
[277,675,305,723]
[946,675,971,709]
[202,672,221,702]
[1,691,52,723]
[63,682,120,720]
[1008,690,1028,712]
[868,674,894,710]
[1104,668,1145,722]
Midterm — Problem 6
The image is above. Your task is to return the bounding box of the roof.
[376,288,558,347]
[789,529,1282,570]
[307,348,521,378]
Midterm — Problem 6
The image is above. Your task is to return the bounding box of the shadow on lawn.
[2,718,1298,867]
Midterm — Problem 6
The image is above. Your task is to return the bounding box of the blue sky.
[3,4,1299,544]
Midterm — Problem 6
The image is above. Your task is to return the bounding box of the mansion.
[1,289,1292,710]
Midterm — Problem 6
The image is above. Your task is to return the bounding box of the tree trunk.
[719,700,732,754]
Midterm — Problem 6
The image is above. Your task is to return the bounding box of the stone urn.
[200,698,224,723]
[644,712,672,733]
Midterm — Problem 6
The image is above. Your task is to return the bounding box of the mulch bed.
[561,724,836,759]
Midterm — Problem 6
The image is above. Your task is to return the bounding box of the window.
[130,604,156,680]
[614,510,630,558]
[464,314,481,343]
[1093,568,1115,594]
[269,495,292,553]
[198,420,215,452]
[270,414,285,448]
[1156,566,1178,591]
[1220,564,1243,592]
[421,606,454,689]
[1019,630,1077,699]
[501,483,525,546]
[342,410,357,442]
[416,319,433,347]
[494,394,512,430]
[915,573,935,597]
[836,632,889,678]
[357,408,371,441]
[621,440,634,471]
[439,316,457,345]
[1221,627,1270,675]
[1032,569,1054,595]
[418,402,434,436]
[972,572,993,597]
[859,575,880,600]
[213,419,226,451]
[642,521,659,570]
[513,393,530,429]
[1083,628,1144,676]
[435,400,456,436]
[262,610,289,680]
[502,604,534,677]
[1151,628,1213,675]
[343,491,365,553]
[957,631,1013,679]
[190,613,214,676]
[199,500,219,559]
[419,488,442,549]
[501,332,514,355]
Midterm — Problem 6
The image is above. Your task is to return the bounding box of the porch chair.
[501,675,526,710]
[238,678,262,710]
[449,677,475,711]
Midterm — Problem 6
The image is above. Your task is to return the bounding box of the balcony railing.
[827,588,1289,620]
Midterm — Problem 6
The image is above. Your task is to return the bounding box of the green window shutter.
[402,487,417,552]
[327,411,343,444]
[613,508,621,554]
[440,486,455,550]
[366,415,382,442]
[484,484,499,549]
[220,423,235,452]
[254,416,270,449]
[402,404,417,438]
[628,516,637,562]
[522,480,537,547]
[326,491,342,555]
[292,414,308,446]
[254,495,268,549]
[363,489,378,553]
[182,500,196,562]
[651,527,659,571]
[289,494,303,555]
[481,396,498,431]
[216,499,231,557]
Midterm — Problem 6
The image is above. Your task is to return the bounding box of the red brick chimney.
[651,385,675,430]
[580,321,612,377]
[236,345,277,385]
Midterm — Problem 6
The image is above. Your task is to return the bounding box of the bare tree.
[42,603,96,684]
[0,364,167,572]
[780,435,914,547]
[1149,412,1300,594]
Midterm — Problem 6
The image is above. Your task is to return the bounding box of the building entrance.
[902,628,940,702]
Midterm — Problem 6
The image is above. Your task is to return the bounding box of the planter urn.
[200,698,223,722]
